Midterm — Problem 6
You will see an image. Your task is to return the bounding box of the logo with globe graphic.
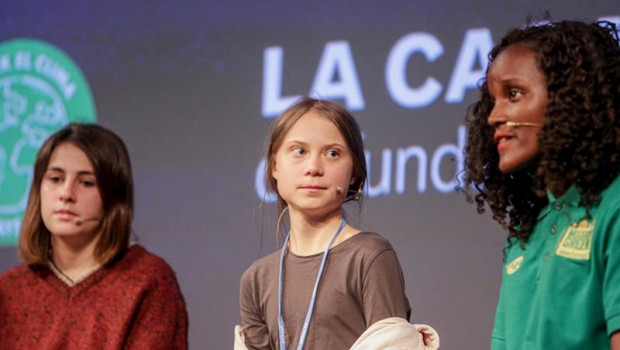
[0,39,95,246]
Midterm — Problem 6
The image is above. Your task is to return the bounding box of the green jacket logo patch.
[506,256,524,275]
[555,220,594,260]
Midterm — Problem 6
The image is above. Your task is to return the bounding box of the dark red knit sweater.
[0,244,188,350]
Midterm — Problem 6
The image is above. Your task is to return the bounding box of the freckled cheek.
[39,182,52,194]
[85,193,104,211]
[39,188,53,207]
[39,194,55,221]
[332,165,354,185]
[274,170,296,194]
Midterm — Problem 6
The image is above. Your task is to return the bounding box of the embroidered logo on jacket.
[555,220,594,260]
[505,256,524,275]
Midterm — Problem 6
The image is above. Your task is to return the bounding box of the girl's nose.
[304,156,324,176]
[59,183,76,202]
[487,107,507,128]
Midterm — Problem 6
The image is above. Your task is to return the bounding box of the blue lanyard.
[277,219,346,350]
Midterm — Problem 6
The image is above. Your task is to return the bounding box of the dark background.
[1,1,618,348]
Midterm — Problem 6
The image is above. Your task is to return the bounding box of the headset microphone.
[335,186,362,200]
[505,121,542,128]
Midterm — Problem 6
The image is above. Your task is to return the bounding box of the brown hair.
[265,97,367,216]
[19,123,134,266]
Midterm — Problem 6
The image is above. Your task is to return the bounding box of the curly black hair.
[461,20,620,247]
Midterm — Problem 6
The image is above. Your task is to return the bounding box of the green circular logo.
[0,39,96,246]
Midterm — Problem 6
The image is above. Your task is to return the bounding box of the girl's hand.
[414,324,440,350]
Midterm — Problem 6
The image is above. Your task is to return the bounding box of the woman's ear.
[271,160,278,181]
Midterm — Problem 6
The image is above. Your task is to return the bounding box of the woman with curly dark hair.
[461,20,620,350]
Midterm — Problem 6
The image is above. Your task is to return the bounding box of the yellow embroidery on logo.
[555,219,594,260]
[506,256,524,275]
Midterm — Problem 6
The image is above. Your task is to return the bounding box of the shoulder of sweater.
[116,244,179,281]
[347,231,395,254]
[0,264,36,287]
[241,249,281,282]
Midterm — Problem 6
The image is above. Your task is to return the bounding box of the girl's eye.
[44,173,62,183]
[81,179,97,187]
[508,88,523,100]
[292,147,305,155]
[326,150,340,158]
